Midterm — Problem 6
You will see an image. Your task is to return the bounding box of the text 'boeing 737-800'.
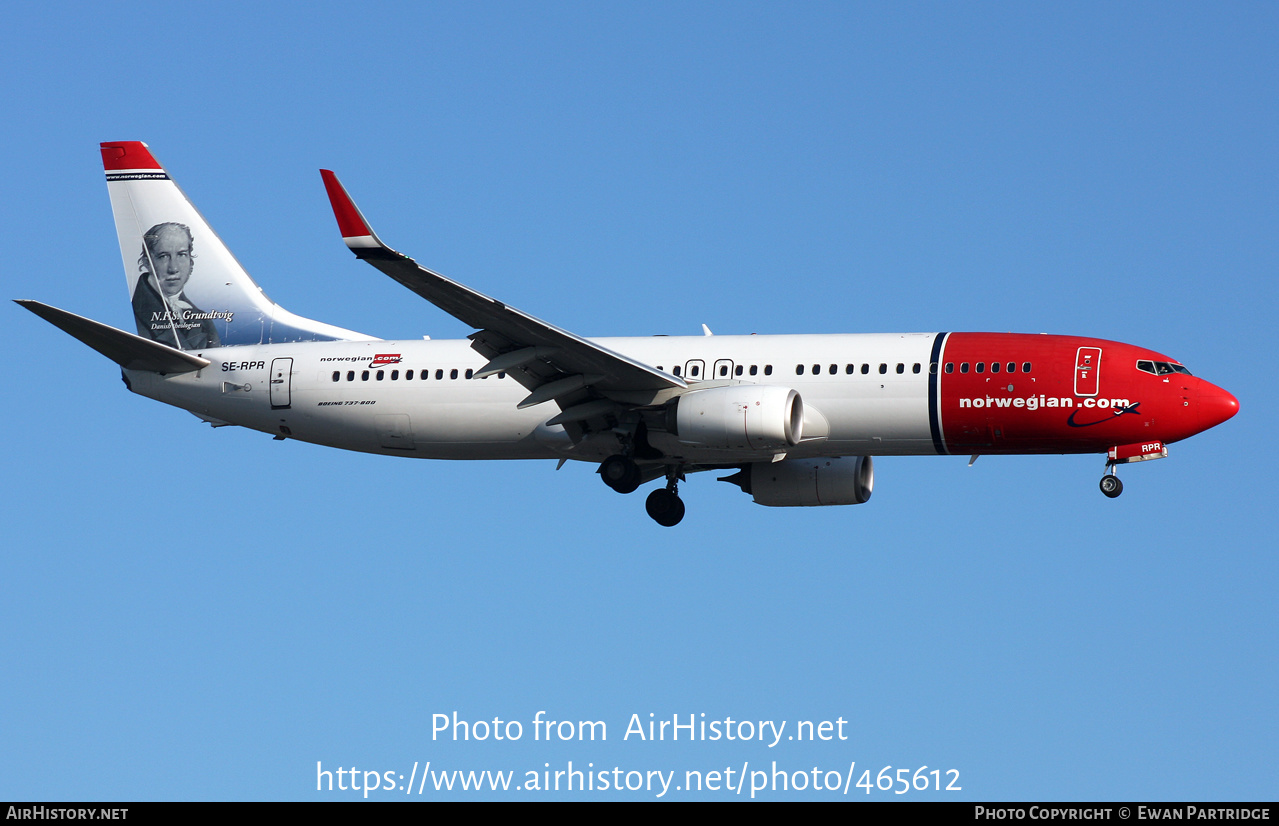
[16,142,1238,525]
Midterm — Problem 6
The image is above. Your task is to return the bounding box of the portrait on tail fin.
[130,222,224,349]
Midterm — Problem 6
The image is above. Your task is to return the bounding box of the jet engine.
[668,385,803,452]
[721,456,874,507]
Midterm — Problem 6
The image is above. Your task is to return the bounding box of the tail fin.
[101,142,374,349]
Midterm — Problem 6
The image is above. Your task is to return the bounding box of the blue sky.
[2,2,1275,801]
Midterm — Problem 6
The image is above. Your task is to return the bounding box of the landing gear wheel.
[646,488,686,527]
[599,454,641,494]
[1099,474,1123,498]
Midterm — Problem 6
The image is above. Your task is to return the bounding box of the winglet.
[320,169,394,258]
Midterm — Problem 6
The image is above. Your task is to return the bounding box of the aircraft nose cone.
[1199,381,1239,431]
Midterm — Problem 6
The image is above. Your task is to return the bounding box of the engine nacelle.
[725,456,874,507]
[671,385,803,452]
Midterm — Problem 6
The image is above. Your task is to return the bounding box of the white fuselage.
[126,332,941,463]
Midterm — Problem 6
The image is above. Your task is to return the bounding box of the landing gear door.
[270,357,293,409]
[1074,347,1101,397]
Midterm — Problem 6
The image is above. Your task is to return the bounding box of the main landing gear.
[598,456,686,526]
[645,469,686,527]
[1099,466,1123,498]
[599,454,641,494]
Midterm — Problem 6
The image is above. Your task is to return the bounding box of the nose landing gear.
[1099,470,1123,498]
[1099,442,1168,498]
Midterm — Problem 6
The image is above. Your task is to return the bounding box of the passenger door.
[1074,347,1101,397]
[270,358,293,409]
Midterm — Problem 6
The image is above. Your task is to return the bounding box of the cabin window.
[673,365,681,376]
[435,369,443,380]
[845,364,854,374]
[960,363,969,374]
[796,364,805,375]
[734,365,743,376]
[391,370,399,380]
[929,363,938,374]
[719,364,728,377]
[465,368,474,379]
[690,365,700,377]
[810,364,819,375]
[945,363,954,373]
[1008,362,1016,373]
[764,365,773,376]
[879,363,887,374]
[347,371,355,381]
[1022,362,1032,373]
[861,364,870,375]
[749,365,758,376]
[332,371,340,382]
[990,362,1000,373]
[896,363,904,374]
[376,370,385,381]
[450,369,459,380]
[913,363,922,374]
[975,362,984,374]
[361,370,370,381]
[406,370,414,380]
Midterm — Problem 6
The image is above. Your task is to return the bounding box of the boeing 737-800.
[16,142,1239,525]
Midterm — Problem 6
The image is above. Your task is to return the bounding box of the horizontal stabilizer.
[16,300,211,374]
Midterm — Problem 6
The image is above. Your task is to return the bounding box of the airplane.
[16,142,1239,526]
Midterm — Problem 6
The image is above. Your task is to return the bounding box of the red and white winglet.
[320,169,394,258]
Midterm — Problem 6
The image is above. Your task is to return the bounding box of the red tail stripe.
[100,141,161,171]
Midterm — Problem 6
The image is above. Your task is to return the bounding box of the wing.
[320,170,686,430]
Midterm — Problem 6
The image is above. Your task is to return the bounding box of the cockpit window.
[1137,360,1192,376]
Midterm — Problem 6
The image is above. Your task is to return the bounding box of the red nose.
[1199,381,1239,431]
